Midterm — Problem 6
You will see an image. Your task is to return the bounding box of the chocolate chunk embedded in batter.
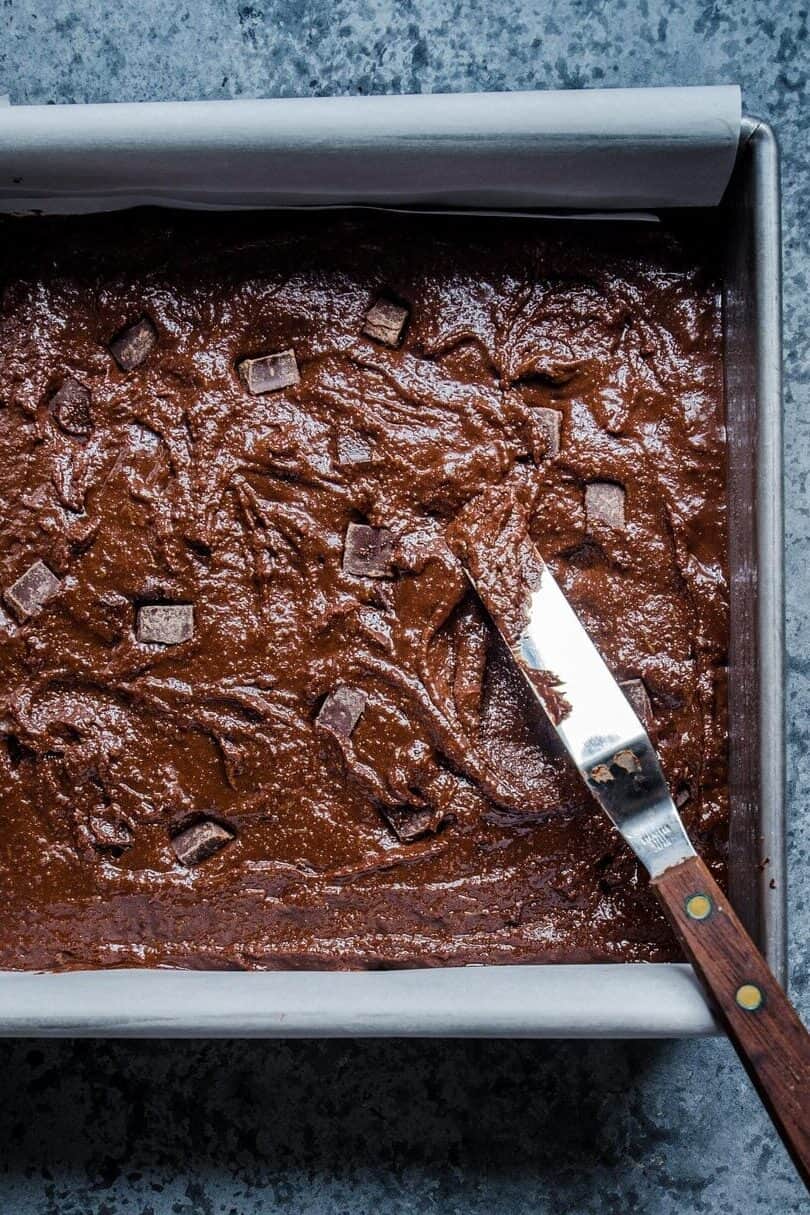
[136,603,194,645]
[316,686,367,740]
[362,298,408,347]
[586,482,626,530]
[50,376,92,436]
[337,433,373,468]
[534,407,562,458]
[343,523,394,578]
[238,349,300,395]
[674,783,692,809]
[620,677,653,728]
[88,816,134,854]
[5,560,62,621]
[171,819,235,866]
[381,806,442,843]
[109,316,157,371]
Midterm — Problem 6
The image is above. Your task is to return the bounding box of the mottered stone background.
[0,1,808,1212]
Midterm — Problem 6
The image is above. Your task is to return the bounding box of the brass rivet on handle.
[735,983,764,1012]
[685,893,713,921]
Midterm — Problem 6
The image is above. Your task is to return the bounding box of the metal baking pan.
[0,92,783,1036]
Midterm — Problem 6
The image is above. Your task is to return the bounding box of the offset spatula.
[462,544,810,1186]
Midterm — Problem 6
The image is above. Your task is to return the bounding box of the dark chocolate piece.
[534,407,562,459]
[674,783,692,809]
[50,376,92,436]
[362,298,408,347]
[620,678,653,729]
[109,316,157,371]
[534,360,580,385]
[5,560,62,621]
[238,349,300,395]
[342,523,394,578]
[357,607,394,652]
[316,686,367,740]
[337,433,373,468]
[137,603,194,645]
[171,819,235,866]
[381,806,439,843]
[586,482,626,530]
[89,816,134,853]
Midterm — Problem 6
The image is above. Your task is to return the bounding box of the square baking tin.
[0,96,782,1036]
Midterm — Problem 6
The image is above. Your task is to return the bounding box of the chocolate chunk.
[534,407,562,459]
[357,607,394,653]
[316,686,367,740]
[5,560,62,621]
[0,606,15,635]
[238,349,300,395]
[674,784,692,809]
[381,806,439,843]
[337,433,373,468]
[88,815,133,854]
[171,818,235,866]
[534,359,580,386]
[137,603,194,645]
[620,678,653,729]
[343,523,394,578]
[586,482,626,530]
[362,298,408,347]
[50,376,92,436]
[109,316,157,371]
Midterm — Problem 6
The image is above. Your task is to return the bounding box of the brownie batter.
[0,210,728,971]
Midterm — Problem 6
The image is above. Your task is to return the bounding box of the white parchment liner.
[0,85,740,212]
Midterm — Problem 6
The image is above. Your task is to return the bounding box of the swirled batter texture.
[0,211,728,970]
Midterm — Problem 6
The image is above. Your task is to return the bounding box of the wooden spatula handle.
[651,854,810,1187]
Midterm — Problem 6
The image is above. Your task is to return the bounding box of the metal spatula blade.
[466,555,694,878]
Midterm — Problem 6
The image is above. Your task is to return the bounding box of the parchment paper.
[0,85,741,212]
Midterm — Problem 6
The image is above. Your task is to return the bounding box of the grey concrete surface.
[0,1,808,1212]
